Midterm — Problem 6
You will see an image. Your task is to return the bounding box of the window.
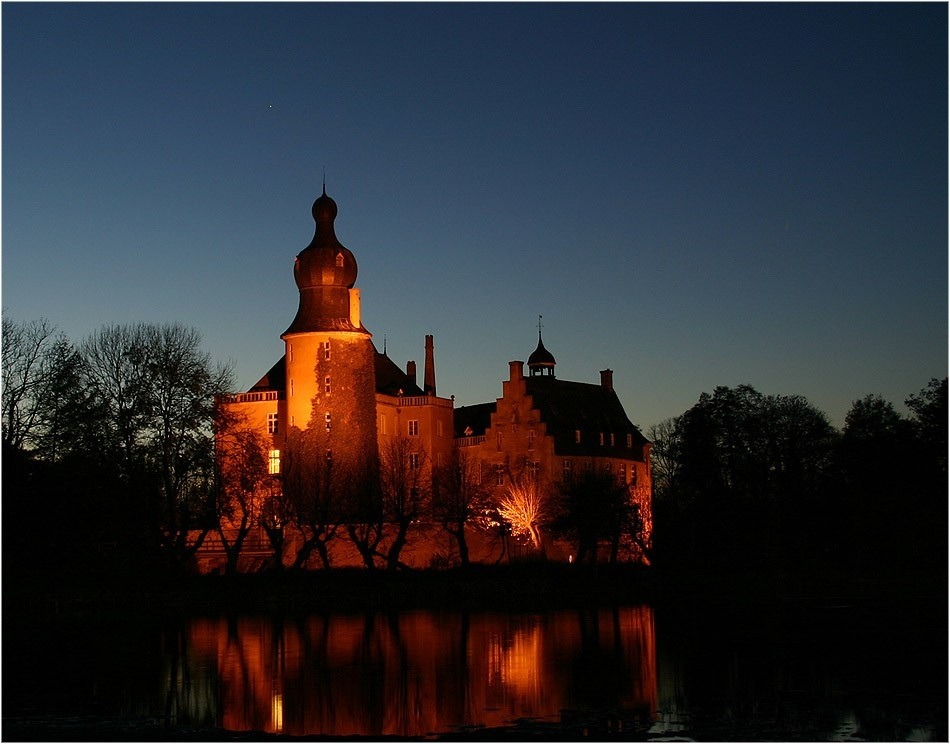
[408,420,419,437]
[528,461,540,481]
[562,460,573,483]
[436,420,443,437]
[323,341,331,360]
[610,433,615,447]
[335,252,344,268]
[599,432,605,446]
[584,460,593,472]
[631,467,638,486]
[379,414,388,435]
[267,412,279,435]
[528,428,536,448]
[604,462,611,473]
[325,411,331,431]
[575,429,581,444]
[288,343,294,362]
[495,465,505,486]
[409,453,420,470]
[324,376,331,394]
[619,463,627,484]
[626,433,633,448]
[290,379,294,397]
[268,450,281,475]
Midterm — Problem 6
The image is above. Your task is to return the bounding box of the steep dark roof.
[525,376,649,460]
[249,356,286,392]
[454,402,496,438]
[244,351,424,397]
[374,351,424,397]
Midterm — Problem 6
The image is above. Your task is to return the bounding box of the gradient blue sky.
[4,2,947,431]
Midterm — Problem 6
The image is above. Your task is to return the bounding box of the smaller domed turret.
[527,327,556,377]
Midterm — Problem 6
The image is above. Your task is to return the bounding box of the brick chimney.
[600,369,614,392]
[406,360,417,387]
[424,334,436,396]
[509,360,524,381]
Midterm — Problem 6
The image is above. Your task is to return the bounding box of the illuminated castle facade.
[210,189,650,570]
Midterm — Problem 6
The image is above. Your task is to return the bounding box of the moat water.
[4,592,946,740]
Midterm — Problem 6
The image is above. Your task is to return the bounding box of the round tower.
[280,188,377,473]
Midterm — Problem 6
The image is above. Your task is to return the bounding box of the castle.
[204,188,651,571]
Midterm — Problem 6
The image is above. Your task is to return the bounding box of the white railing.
[219,391,281,404]
[457,435,486,447]
[378,394,454,408]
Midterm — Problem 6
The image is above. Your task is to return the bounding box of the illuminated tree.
[497,476,547,553]
[431,447,491,566]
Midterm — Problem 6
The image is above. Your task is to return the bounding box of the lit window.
[268,450,281,475]
[325,376,331,394]
[323,341,331,360]
[325,411,331,431]
[267,412,279,435]
[575,429,581,444]
[408,420,419,437]
[599,432,605,446]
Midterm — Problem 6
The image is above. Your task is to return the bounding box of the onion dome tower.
[280,188,378,470]
[527,324,556,377]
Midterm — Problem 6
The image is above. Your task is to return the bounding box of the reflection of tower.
[280,187,377,465]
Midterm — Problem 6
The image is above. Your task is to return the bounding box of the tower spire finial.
[322,167,326,195]
[538,314,543,339]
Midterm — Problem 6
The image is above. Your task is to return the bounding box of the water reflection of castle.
[165,607,658,736]
[209,189,652,569]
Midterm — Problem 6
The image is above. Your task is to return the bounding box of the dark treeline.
[648,381,947,571]
[2,316,947,589]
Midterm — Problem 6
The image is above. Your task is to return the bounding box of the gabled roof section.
[249,356,286,392]
[454,402,496,438]
[525,376,649,460]
[375,350,424,397]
